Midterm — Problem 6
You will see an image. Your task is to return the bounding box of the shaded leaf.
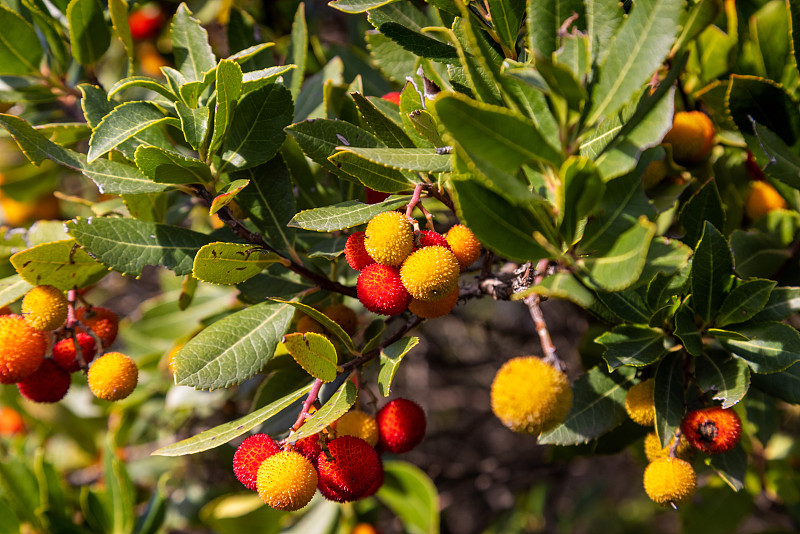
[716,279,776,327]
[706,445,747,492]
[695,351,750,408]
[378,337,419,396]
[134,146,212,185]
[377,461,440,534]
[596,325,667,370]
[0,6,43,75]
[691,222,734,323]
[654,351,685,448]
[719,321,800,374]
[67,0,111,66]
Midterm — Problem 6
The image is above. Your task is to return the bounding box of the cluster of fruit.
[345,211,481,319]
[625,379,742,506]
[0,285,137,403]
[232,398,426,511]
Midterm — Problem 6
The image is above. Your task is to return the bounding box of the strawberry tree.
[0,0,799,531]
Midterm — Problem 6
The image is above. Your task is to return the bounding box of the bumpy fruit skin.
[746,181,786,221]
[0,406,24,435]
[294,434,323,466]
[296,315,325,335]
[0,315,47,384]
[22,285,68,332]
[644,432,695,463]
[128,3,165,40]
[418,230,449,249]
[76,307,119,348]
[88,352,138,401]
[408,286,459,319]
[376,398,426,453]
[400,246,460,302]
[52,333,97,373]
[681,406,742,454]
[345,232,375,271]
[17,360,71,403]
[662,111,715,164]
[625,379,656,427]
[334,410,379,447]
[323,304,358,336]
[233,433,281,491]
[490,356,572,435]
[643,457,697,506]
[317,436,382,502]
[364,211,414,266]
[257,450,318,511]
[445,225,481,270]
[357,264,411,316]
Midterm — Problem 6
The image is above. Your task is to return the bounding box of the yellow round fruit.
[445,224,481,270]
[643,457,696,506]
[323,304,358,336]
[643,432,696,463]
[88,352,138,401]
[0,315,47,384]
[22,285,68,332]
[662,111,715,165]
[364,211,414,266]
[333,410,379,447]
[400,246,460,302]
[256,450,318,511]
[490,356,573,435]
[408,286,459,319]
[625,379,655,427]
[745,181,786,221]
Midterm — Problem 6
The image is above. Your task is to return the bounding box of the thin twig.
[522,259,565,371]
[420,183,455,212]
[290,378,324,432]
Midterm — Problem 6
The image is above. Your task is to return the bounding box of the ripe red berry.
[233,433,281,491]
[17,360,71,403]
[345,232,375,271]
[317,436,382,502]
[294,434,323,466]
[418,230,449,249]
[357,264,411,316]
[681,406,742,454]
[52,333,97,373]
[376,398,426,453]
[76,307,119,348]
[128,3,165,41]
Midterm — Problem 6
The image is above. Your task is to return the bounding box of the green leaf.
[558,157,604,244]
[751,121,800,189]
[376,22,459,64]
[219,84,293,172]
[173,300,295,389]
[0,275,32,307]
[674,301,702,356]
[0,6,43,75]
[286,3,307,99]
[108,0,133,74]
[637,238,692,285]
[526,0,584,57]
[487,0,525,53]
[729,229,789,279]
[269,298,354,351]
[515,272,616,322]
[706,445,747,492]
[329,0,400,13]
[749,1,790,82]
[210,179,249,215]
[286,119,384,178]
[378,337,419,396]
[108,77,178,102]
[328,150,416,193]
[282,332,338,382]
[102,440,135,534]
[433,92,561,199]
[170,3,216,82]
[192,242,279,285]
[153,383,312,455]
[727,75,800,154]
[366,32,419,86]
[134,146,212,185]
[242,66,297,94]
[654,351,685,448]
[333,147,452,173]
[208,59,243,154]
[719,322,800,374]
[596,325,667,370]
[351,92,415,148]
[691,222,734,323]
[695,351,750,409]
[594,289,649,324]
[174,102,210,154]
[587,0,682,123]
[451,178,551,263]
[716,279,776,327]
[87,102,177,163]
[539,366,635,445]
[67,0,111,66]
[585,0,623,64]
[10,239,108,290]
[678,178,725,249]
[288,196,407,232]
[289,379,358,441]
[408,110,444,147]
[579,217,656,292]
[377,461,440,534]
[66,217,212,276]
[751,362,800,403]
[749,287,800,322]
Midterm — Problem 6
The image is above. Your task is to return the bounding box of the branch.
[290,378,324,432]
[522,259,566,372]
[340,315,424,374]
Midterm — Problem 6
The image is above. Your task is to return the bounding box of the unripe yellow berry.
[745,181,786,221]
[662,111,715,165]
[333,410,379,447]
[445,224,481,270]
[364,211,414,266]
[22,285,68,332]
[643,432,695,463]
[88,352,138,401]
[643,457,696,506]
[256,450,318,511]
[625,379,655,426]
[400,246,460,302]
[490,356,572,435]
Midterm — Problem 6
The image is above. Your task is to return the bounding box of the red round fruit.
[317,436,382,502]
[376,398,426,454]
[357,264,411,316]
[17,360,71,403]
[233,433,281,491]
[294,434,323,466]
[128,3,165,41]
[345,232,375,271]
[418,230,448,249]
[680,406,742,454]
[52,333,97,373]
